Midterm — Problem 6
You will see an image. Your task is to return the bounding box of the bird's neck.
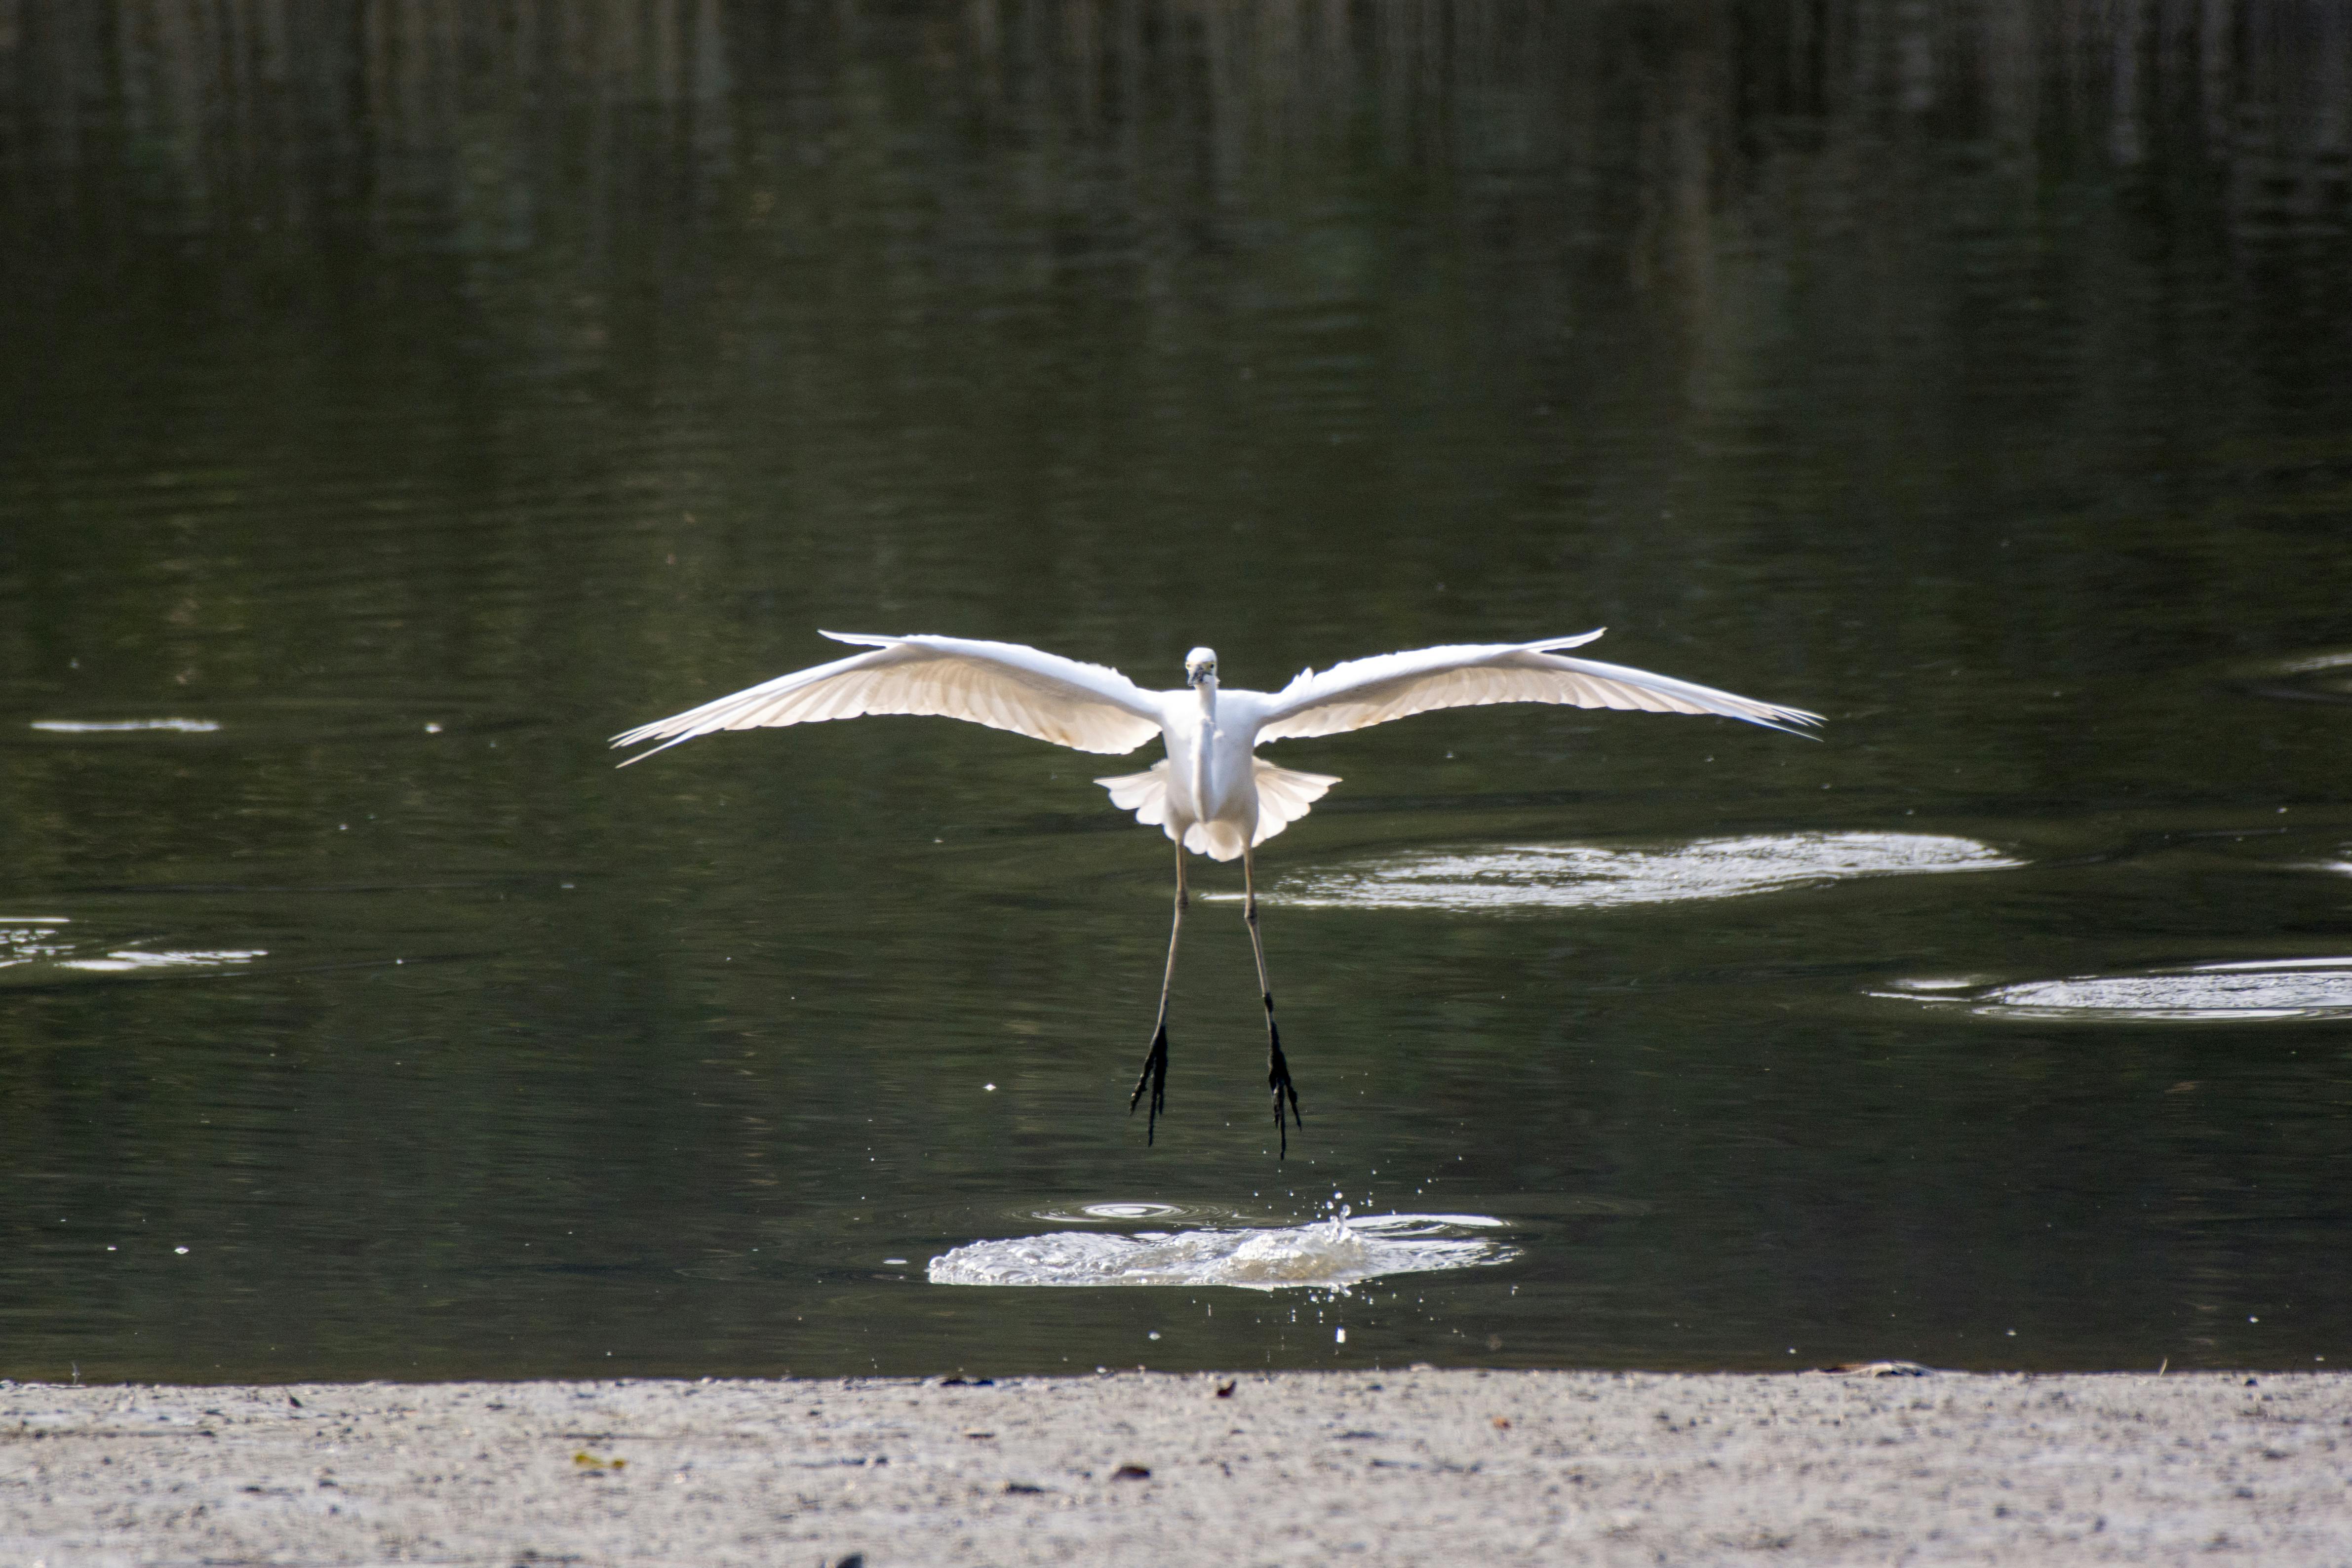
[1189,680,1217,810]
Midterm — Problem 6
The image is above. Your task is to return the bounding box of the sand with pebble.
[6,1368,2349,1565]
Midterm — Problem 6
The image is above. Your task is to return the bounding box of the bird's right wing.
[1251,631,1821,742]
[612,633,1165,763]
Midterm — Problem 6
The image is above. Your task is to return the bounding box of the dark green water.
[4,1,2351,1383]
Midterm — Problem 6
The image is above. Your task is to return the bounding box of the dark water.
[4,1,2351,1384]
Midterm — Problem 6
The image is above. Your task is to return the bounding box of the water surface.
[3,0,2350,1382]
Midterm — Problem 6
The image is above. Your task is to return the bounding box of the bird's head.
[1184,647,1218,688]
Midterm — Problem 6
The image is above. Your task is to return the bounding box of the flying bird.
[613,630,1820,1154]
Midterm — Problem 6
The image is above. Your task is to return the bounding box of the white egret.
[614,629,1820,1154]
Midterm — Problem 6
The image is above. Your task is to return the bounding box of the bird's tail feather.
[1250,761,1340,845]
[1093,758,1344,858]
[1094,760,1171,825]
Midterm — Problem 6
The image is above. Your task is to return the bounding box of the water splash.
[1247,831,2019,912]
[929,1211,1513,1291]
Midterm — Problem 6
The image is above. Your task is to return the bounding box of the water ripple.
[2237,649,2352,707]
[29,718,222,734]
[1253,832,2019,912]
[8,696,539,748]
[0,916,275,986]
[928,1212,1514,1291]
[1877,958,2352,1022]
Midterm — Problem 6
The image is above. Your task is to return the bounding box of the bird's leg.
[1243,843,1302,1157]
[1129,835,1185,1143]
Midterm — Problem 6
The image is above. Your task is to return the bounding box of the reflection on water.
[930,1212,1514,1292]
[1028,1201,1223,1226]
[1257,833,2019,912]
[0,888,505,994]
[49,948,268,977]
[0,920,76,971]
[10,699,530,748]
[1880,960,2352,1022]
[0,915,268,984]
[2239,650,2352,708]
[28,719,222,735]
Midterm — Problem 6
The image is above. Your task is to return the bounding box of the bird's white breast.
[1157,691,1258,831]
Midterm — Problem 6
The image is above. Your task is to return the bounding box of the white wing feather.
[613,633,1164,762]
[1252,631,1820,743]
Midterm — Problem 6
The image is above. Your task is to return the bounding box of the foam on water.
[1246,831,2019,912]
[1876,958,2352,1021]
[928,1211,1514,1291]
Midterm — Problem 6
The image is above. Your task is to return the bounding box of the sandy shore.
[4,1368,2345,1566]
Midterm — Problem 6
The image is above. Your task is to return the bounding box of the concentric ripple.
[1250,831,2019,912]
[1025,1201,1228,1225]
[928,1212,1514,1291]
[1877,958,2352,1022]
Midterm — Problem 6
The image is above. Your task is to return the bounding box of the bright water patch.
[2278,650,2352,675]
[11,696,538,748]
[2238,649,2352,708]
[54,947,269,975]
[0,918,77,969]
[929,1212,1514,1291]
[1877,959,2352,1022]
[0,918,268,985]
[29,717,222,734]
[1251,832,2019,912]
[1028,1202,1207,1224]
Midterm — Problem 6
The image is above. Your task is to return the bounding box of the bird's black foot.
[1129,1019,1169,1145]
[1266,1016,1302,1159]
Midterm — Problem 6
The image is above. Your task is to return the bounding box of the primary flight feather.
[615,629,1821,1153]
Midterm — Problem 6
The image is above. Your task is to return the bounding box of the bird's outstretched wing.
[612,633,1164,763]
[1251,630,1821,743]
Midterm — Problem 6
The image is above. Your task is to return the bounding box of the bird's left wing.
[1251,631,1821,743]
[612,633,1165,762]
